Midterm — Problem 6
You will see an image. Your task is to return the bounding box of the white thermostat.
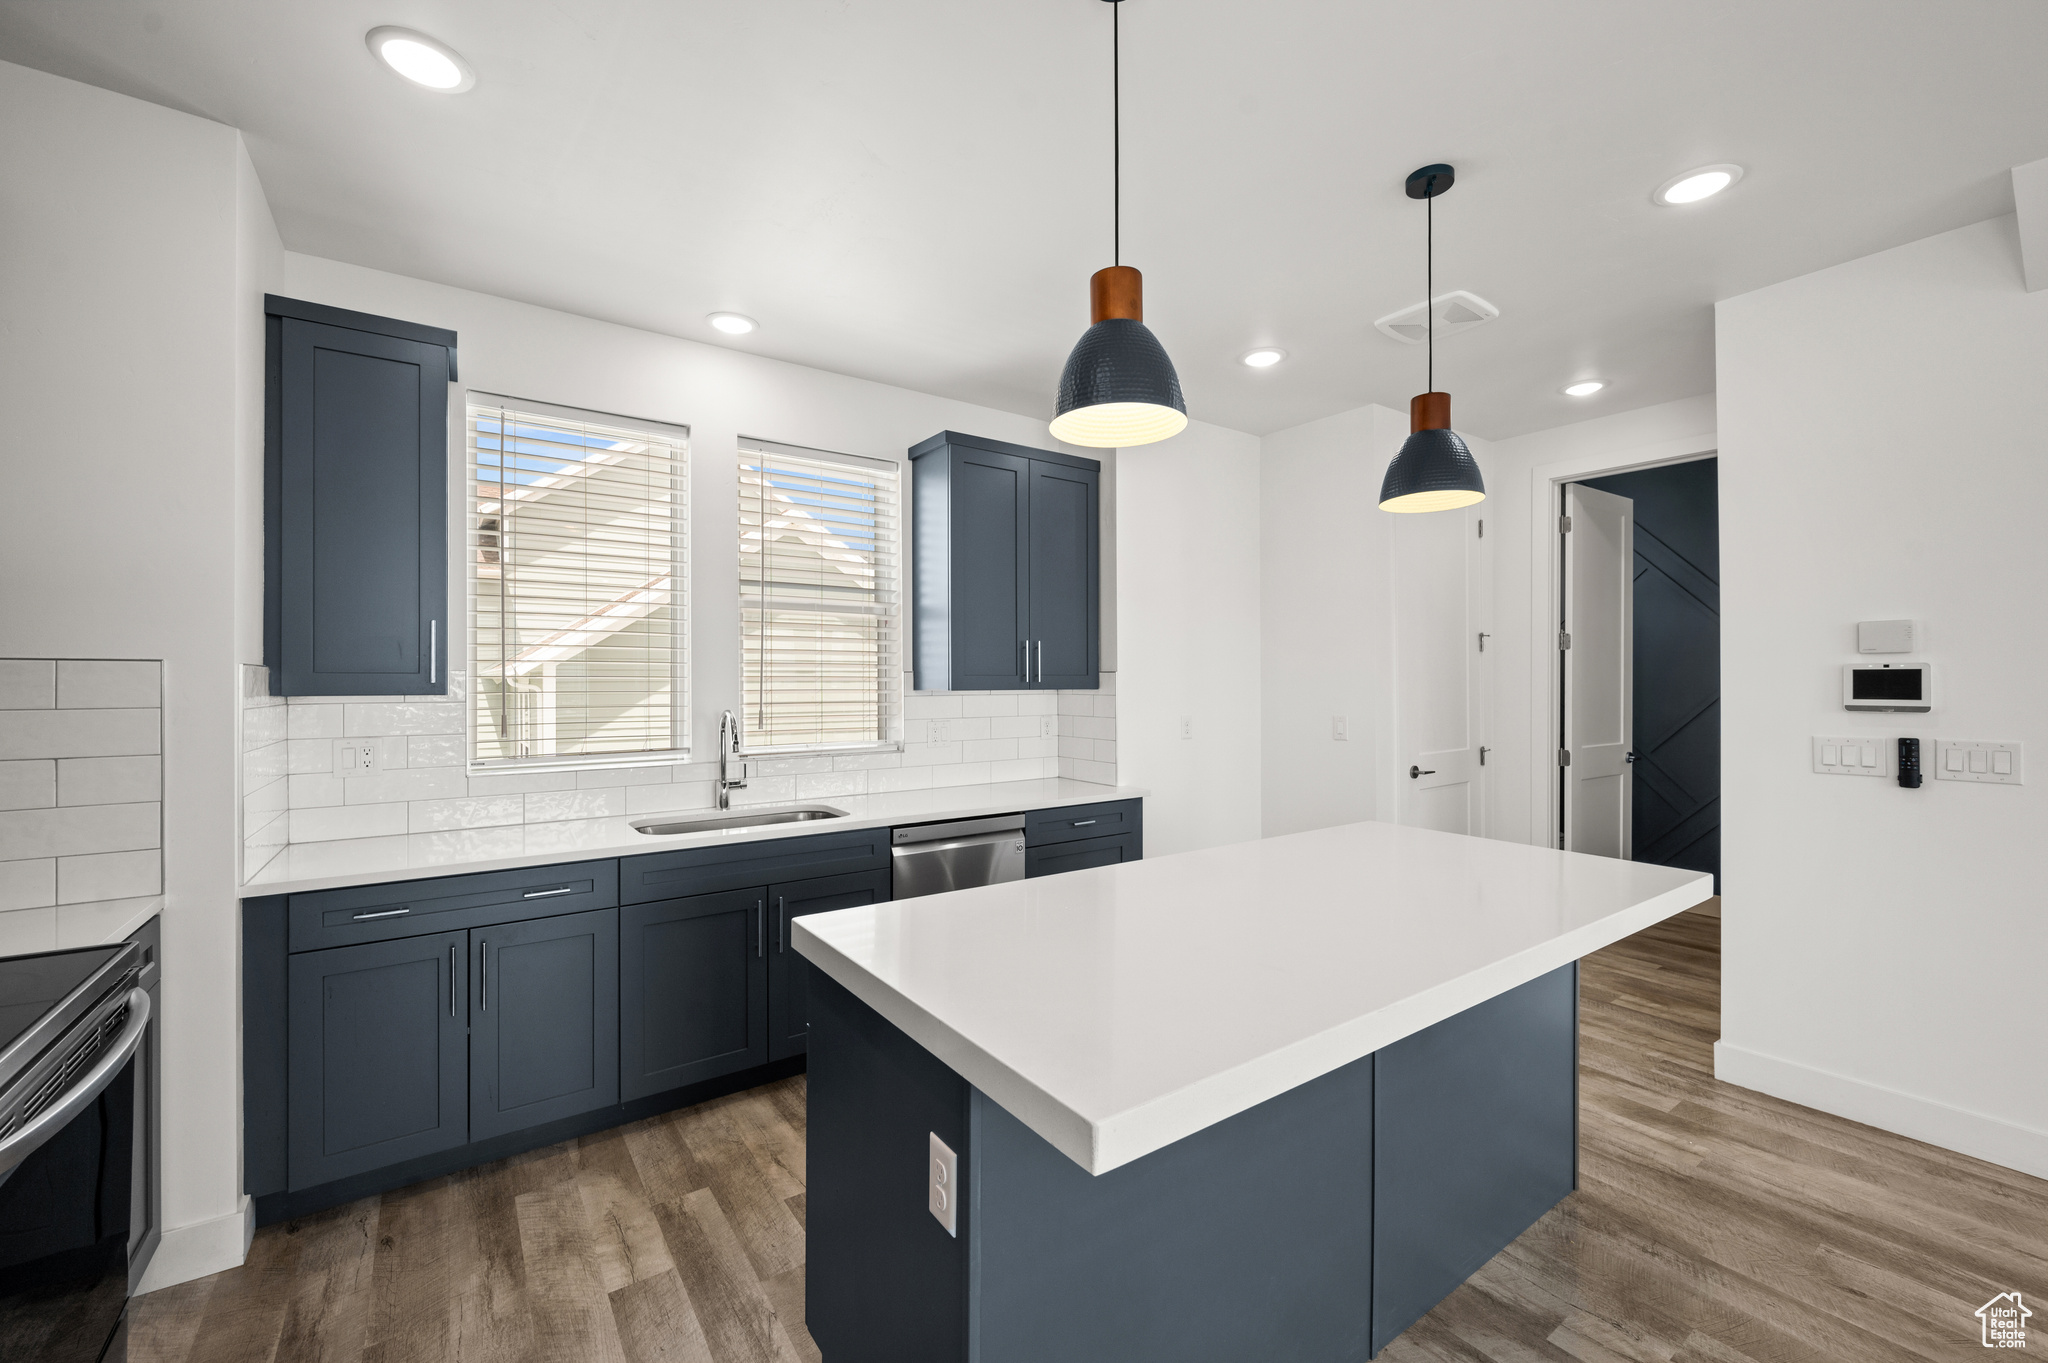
[1857,619,1917,654]
[1843,662,1930,713]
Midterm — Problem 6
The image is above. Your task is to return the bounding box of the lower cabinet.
[1025,831,1140,878]
[470,908,619,1141]
[287,930,469,1190]
[620,889,768,1100]
[769,869,892,1061]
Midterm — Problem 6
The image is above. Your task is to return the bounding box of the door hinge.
[1559,748,1573,768]
[1558,631,1572,651]
[1559,514,1572,534]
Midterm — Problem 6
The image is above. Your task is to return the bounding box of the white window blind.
[469,395,689,769]
[739,439,901,751]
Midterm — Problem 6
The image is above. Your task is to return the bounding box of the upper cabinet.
[264,296,457,696]
[909,431,1100,691]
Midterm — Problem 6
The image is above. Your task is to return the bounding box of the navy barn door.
[1582,459,1720,890]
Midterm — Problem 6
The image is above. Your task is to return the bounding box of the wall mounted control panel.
[1934,740,2023,785]
[1856,619,1917,654]
[1843,662,1931,712]
[1813,736,1890,777]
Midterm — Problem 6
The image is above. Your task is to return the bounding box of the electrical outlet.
[1179,716,1194,740]
[1040,716,1056,740]
[333,739,381,775]
[928,719,950,744]
[928,1132,958,1236]
[1332,716,1349,741]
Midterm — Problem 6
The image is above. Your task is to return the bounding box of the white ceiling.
[6,0,2048,438]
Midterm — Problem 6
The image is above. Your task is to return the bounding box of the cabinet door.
[469,908,619,1143]
[620,889,768,1101]
[948,446,1033,689]
[768,869,892,1060]
[1027,458,1100,688]
[272,317,448,696]
[1024,831,1140,879]
[287,931,466,1190]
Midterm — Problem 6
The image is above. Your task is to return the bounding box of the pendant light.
[1050,0,1188,449]
[1378,164,1486,513]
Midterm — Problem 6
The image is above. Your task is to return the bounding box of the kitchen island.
[794,819,1712,1361]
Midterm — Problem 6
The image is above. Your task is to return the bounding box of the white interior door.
[1395,505,1487,835]
[1563,483,1633,857]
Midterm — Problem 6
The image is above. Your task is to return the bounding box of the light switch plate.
[928,720,950,744]
[1812,736,1889,777]
[928,1132,958,1237]
[1332,716,1349,741]
[1934,740,2023,785]
[333,739,381,775]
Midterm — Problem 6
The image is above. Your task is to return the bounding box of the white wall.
[1480,394,1718,847]
[1714,214,2048,1177]
[1116,423,1265,855]
[0,58,261,1287]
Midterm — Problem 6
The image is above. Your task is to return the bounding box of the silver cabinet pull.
[430,620,438,685]
[1036,640,1043,684]
[777,896,786,953]
[480,940,488,1011]
[521,886,572,899]
[1072,819,1096,827]
[353,907,410,920]
[449,944,458,1017]
[756,901,765,958]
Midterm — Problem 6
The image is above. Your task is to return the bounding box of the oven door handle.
[0,987,151,1181]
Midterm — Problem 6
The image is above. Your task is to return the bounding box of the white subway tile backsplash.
[949,717,992,743]
[57,848,161,903]
[868,766,934,793]
[931,762,993,788]
[57,896,164,949]
[408,826,527,862]
[525,789,623,823]
[1057,693,1095,717]
[580,763,684,788]
[241,704,288,749]
[0,802,159,860]
[345,768,468,805]
[962,738,1018,763]
[832,751,903,772]
[625,782,718,816]
[345,702,465,736]
[408,796,524,833]
[988,716,1040,740]
[57,756,160,807]
[0,859,56,911]
[292,803,409,843]
[287,773,346,808]
[731,776,797,806]
[750,754,835,777]
[905,694,964,720]
[794,771,868,800]
[243,778,288,821]
[0,661,56,709]
[285,739,337,775]
[407,733,467,768]
[0,907,57,955]
[1069,758,1118,785]
[960,695,1018,718]
[902,742,963,768]
[1073,716,1116,742]
[0,761,56,811]
[1094,696,1117,718]
[466,771,580,796]
[1016,693,1057,716]
[57,660,161,709]
[990,758,1052,783]
[0,709,159,760]
[287,705,346,740]
[243,742,288,784]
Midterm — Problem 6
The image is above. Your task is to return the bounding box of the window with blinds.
[469,395,689,770]
[739,439,901,751]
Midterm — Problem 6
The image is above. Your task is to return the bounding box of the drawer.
[288,860,618,953]
[621,826,890,905]
[1024,799,1142,848]
[1024,831,1140,878]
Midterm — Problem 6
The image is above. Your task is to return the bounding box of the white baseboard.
[134,1194,254,1295]
[1714,1041,2048,1181]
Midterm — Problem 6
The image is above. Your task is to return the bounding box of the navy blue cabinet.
[910,432,1099,691]
[287,930,468,1190]
[265,295,457,697]
[769,869,892,1060]
[469,908,619,1142]
[620,889,769,1100]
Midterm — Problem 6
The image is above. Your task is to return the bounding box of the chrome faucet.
[717,709,748,810]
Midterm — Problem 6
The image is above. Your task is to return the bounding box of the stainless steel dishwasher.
[891,814,1027,899]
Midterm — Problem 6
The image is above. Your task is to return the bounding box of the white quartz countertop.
[241,778,1146,897]
[795,820,1712,1175]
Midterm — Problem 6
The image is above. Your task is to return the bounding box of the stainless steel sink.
[631,805,849,836]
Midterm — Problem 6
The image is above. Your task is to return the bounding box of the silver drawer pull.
[1072,819,1097,827]
[522,887,573,899]
[352,908,410,920]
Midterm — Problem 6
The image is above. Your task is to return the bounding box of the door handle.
[479,940,488,1012]
[1625,752,1639,764]
[1409,765,1436,779]
[777,896,786,953]
[756,900,765,958]
[449,944,458,1017]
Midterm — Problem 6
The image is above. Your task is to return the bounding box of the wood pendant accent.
[1410,391,1452,432]
[1090,266,1144,323]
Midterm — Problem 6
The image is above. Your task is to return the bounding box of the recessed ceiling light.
[1241,348,1286,368]
[1563,380,1605,397]
[707,312,758,335]
[365,27,475,92]
[1654,164,1743,206]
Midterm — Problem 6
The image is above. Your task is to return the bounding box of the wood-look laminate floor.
[136,900,2048,1362]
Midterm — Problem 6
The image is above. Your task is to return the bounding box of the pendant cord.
[1426,189,1434,394]
[1113,1,1120,268]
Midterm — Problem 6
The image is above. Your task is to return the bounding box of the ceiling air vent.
[1373,290,1499,345]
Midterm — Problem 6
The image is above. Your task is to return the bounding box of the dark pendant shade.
[1050,266,1188,448]
[1379,391,1485,513]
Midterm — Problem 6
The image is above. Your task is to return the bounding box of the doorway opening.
[1557,457,1720,891]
